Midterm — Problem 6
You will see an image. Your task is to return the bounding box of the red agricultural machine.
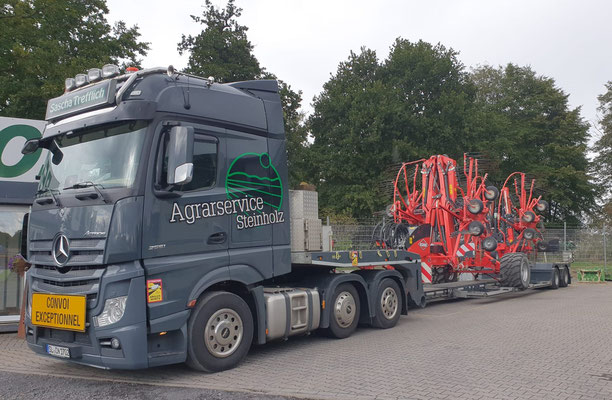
[373,154,551,288]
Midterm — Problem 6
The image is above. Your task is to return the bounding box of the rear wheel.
[372,279,402,329]
[499,253,530,289]
[326,283,360,339]
[559,267,569,287]
[186,291,253,372]
[550,268,560,289]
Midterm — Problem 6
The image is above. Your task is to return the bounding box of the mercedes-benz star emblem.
[52,234,70,266]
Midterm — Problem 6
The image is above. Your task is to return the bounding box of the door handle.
[207,232,227,244]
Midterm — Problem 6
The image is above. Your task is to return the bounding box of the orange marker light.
[159,331,167,336]
[321,300,326,309]
[187,299,197,308]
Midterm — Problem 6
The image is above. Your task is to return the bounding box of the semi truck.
[21,66,569,373]
[21,66,425,372]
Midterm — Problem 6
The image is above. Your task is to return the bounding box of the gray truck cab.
[24,67,294,369]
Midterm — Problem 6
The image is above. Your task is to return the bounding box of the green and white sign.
[0,117,46,182]
[45,79,116,120]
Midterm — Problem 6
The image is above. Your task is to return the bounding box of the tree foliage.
[178,0,261,82]
[308,40,477,218]
[178,0,306,188]
[470,64,596,223]
[0,0,149,120]
[592,82,612,197]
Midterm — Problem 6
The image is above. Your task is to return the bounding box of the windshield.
[38,121,147,194]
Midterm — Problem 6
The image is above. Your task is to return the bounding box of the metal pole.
[604,223,607,278]
[564,222,567,252]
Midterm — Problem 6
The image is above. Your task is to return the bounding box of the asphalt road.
[1,283,611,400]
[0,370,297,400]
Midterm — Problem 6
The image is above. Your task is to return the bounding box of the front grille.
[31,263,105,309]
[42,278,98,287]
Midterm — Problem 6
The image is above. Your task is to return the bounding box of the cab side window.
[160,133,218,191]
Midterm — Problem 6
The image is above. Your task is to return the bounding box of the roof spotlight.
[65,78,76,92]
[88,68,102,82]
[102,64,120,78]
[167,65,175,77]
[75,74,89,87]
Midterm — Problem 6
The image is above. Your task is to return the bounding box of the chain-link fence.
[327,220,611,279]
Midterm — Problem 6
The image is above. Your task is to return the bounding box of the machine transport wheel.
[482,236,498,252]
[468,199,484,214]
[326,283,360,339]
[522,211,536,223]
[550,268,560,289]
[536,200,548,212]
[523,228,536,240]
[559,267,569,287]
[373,279,402,329]
[468,221,485,236]
[484,186,499,201]
[537,241,547,251]
[186,291,254,372]
[499,253,530,290]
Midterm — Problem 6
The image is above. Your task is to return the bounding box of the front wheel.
[559,267,569,288]
[186,291,254,372]
[372,279,402,329]
[550,268,560,289]
[326,283,360,339]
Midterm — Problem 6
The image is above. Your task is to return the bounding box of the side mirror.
[166,126,194,186]
[21,139,40,154]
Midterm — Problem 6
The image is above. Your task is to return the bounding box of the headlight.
[94,296,127,327]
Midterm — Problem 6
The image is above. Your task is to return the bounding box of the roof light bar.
[102,64,120,78]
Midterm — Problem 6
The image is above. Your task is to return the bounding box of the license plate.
[32,293,86,332]
[46,344,70,358]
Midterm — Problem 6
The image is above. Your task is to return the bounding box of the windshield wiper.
[63,181,108,204]
[36,188,61,207]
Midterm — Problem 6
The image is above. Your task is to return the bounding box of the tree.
[179,1,307,188]
[308,40,477,219]
[178,0,261,82]
[0,0,149,120]
[469,64,596,224]
[592,82,612,198]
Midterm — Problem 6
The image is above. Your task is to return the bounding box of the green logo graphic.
[225,152,283,214]
[0,124,42,178]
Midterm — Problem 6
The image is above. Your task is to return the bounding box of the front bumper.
[25,261,149,369]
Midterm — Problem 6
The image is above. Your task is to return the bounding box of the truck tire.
[558,266,570,288]
[186,291,253,372]
[550,268,560,289]
[326,283,360,339]
[372,279,402,329]
[499,253,530,290]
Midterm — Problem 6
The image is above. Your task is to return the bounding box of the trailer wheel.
[499,253,530,290]
[373,279,402,329]
[186,291,253,372]
[326,283,360,339]
[559,267,569,287]
[550,267,560,289]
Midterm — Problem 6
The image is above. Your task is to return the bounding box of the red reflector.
[126,67,139,72]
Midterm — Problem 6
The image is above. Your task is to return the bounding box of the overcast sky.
[107,0,611,142]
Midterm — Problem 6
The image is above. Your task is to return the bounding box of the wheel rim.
[564,269,569,284]
[204,308,243,358]
[555,270,559,286]
[520,260,529,284]
[334,291,356,328]
[380,287,399,320]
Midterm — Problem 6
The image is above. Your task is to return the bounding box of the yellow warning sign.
[147,279,163,303]
[350,251,359,266]
[31,293,86,332]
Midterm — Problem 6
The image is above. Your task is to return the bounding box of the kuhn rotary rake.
[373,154,548,287]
